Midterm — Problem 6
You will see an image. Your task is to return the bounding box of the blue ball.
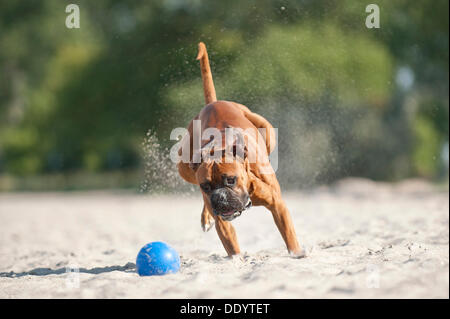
[136,241,180,276]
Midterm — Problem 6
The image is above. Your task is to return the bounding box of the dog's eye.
[200,183,212,192]
[224,176,236,187]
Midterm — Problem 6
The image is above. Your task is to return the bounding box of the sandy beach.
[0,178,448,298]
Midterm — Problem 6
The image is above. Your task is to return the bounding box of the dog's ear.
[244,156,250,173]
[232,142,248,160]
[189,162,200,171]
[222,128,248,162]
[222,141,247,163]
[231,129,248,160]
[189,163,200,172]
[190,147,203,171]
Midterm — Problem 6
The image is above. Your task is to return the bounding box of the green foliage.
[413,115,441,177]
[168,24,393,108]
[0,0,448,189]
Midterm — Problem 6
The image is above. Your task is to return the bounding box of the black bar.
[0,299,447,317]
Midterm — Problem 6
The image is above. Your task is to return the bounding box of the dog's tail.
[196,42,217,105]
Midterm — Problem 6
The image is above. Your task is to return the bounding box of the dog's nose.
[210,190,227,204]
[210,189,229,211]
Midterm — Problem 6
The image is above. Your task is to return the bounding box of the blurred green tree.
[0,0,448,189]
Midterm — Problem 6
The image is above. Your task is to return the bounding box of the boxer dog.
[177,42,303,257]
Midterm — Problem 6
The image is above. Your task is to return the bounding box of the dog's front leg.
[266,199,304,257]
[214,215,241,256]
[250,175,304,257]
[202,194,240,256]
[201,204,215,232]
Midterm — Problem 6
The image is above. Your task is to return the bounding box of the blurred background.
[0,0,448,192]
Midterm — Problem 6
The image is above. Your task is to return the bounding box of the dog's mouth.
[216,199,252,221]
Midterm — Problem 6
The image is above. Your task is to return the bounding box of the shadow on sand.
[0,262,136,278]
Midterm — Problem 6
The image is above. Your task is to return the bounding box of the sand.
[0,178,448,298]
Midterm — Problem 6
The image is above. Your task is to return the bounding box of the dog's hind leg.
[232,102,276,154]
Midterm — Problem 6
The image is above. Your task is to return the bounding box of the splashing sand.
[141,130,196,195]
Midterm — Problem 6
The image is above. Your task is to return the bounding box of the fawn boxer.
[177,42,303,257]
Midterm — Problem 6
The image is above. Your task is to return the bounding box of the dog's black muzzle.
[210,188,252,221]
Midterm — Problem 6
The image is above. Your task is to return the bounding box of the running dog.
[177,42,303,257]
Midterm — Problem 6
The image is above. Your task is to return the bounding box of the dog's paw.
[289,246,310,259]
[201,216,215,232]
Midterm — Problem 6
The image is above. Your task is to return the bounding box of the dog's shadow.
[0,262,136,278]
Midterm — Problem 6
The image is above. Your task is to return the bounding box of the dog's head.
[191,142,252,221]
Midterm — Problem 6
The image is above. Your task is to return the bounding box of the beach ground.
[0,178,448,298]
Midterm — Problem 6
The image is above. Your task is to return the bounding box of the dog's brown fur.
[177,42,303,257]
